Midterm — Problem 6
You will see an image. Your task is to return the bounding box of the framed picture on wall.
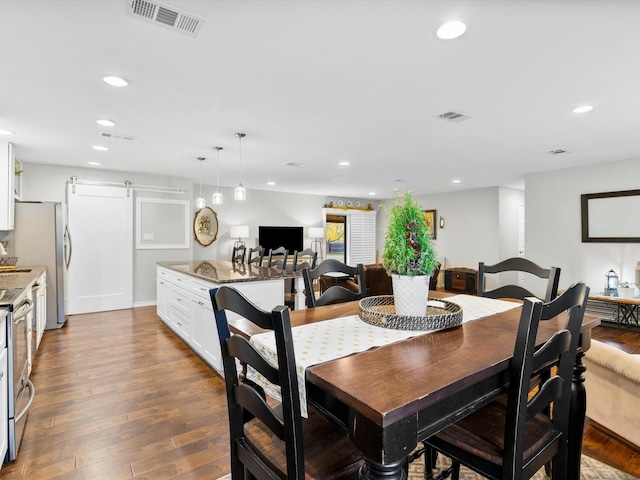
[423,209,436,239]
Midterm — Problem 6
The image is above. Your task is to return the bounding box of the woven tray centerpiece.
[358,295,463,331]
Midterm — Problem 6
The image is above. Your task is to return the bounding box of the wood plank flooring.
[1,308,639,479]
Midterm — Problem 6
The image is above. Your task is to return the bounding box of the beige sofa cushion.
[584,339,640,448]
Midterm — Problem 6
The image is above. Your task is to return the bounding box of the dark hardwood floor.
[1,308,639,479]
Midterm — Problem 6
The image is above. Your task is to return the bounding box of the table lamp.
[309,227,324,262]
[230,225,249,248]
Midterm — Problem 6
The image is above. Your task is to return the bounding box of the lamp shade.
[230,225,249,239]
[309,227,324,239]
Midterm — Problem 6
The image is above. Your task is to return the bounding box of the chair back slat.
[293,248,317,271]
[248,245,265,265]
[267,246,289,269]
[232,245,247,263]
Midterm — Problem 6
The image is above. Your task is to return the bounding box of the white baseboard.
[134,300,157,308]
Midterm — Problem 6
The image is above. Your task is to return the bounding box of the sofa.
[335,263,441,297]
[583,339,640,449]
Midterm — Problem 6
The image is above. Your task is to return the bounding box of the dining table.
[228,290,600,480]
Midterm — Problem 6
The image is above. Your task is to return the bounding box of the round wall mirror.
[194,207,219,246]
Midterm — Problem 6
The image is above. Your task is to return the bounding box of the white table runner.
[248,294,520,417]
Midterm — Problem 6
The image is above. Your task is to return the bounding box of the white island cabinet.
[157,262,285,376]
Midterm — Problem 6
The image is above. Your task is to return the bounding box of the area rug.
[215,454,638,479]
[407,452,639,480]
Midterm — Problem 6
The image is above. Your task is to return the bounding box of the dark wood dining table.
[229,291,600,480]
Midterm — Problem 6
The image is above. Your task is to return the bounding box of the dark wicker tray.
[358,295,463,331]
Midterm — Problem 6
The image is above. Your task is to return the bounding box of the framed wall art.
[423,209,436,239]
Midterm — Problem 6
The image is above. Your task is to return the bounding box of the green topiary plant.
[382,190,438,277]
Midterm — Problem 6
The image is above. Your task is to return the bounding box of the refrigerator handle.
[64,224,72,269]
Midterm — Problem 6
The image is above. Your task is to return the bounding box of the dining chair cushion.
[244,403,362,480]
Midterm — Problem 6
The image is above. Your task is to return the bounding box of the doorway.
[325,214,346,263]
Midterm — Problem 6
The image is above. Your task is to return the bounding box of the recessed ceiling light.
[572,105,594,114]
[437,21,467,40]
[92,145,109,151]
[368,192,376,196]
[103,76,128,87]
[452,179,462,184]
[338,161,350,166]
[96,119,115,127]
[267,181,275,186]
[88,161,101,166]
[0,130,14,136]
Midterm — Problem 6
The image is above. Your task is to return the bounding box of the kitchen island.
[157,260,303,376]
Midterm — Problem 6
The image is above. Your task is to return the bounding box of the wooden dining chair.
[231,245,246,264]
[302,259,366,308]
[478,257,561,302]
[210,286,362,480]
[424,282,589,480]
[267,246,289,269]
[247,245,265,265]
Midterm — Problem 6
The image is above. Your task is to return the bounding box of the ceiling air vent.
[126,0,205,37]
[285,162,306,168]
[436,111,473,123]
[98,131,137,141]
[548,149,568,155]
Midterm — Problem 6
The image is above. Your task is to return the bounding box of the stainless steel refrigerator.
[13,201,67,329]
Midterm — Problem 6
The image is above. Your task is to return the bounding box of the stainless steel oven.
[2,288,35,464]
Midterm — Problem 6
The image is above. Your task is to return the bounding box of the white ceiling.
[2,0,639,199]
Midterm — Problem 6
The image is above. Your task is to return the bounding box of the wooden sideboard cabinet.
[444,267,478,294]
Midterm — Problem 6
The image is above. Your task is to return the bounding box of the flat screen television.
[258,226,303,254]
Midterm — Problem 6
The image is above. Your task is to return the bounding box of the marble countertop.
[157,260,301,285]
[0,265,46,290]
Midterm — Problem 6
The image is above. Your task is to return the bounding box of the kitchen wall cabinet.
[0,142,16,231]
[157,266,284,376]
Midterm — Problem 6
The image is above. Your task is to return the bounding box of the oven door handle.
[14,298,34,322]
[15,380,35,424]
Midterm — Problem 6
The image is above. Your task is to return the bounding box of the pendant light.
[212,146,224,205]
[196,156,206,209]
[234,132,247,201]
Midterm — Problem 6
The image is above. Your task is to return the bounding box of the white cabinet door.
[0,347,8,467]
[67,184,133,314]
[201,300,222,374]
[0,142,15,231]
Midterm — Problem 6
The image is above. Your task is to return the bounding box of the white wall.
[525,156,640,294]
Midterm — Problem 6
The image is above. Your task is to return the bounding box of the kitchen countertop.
[0,265,46,290]
[0,265,46,305]
[158,260,301,285]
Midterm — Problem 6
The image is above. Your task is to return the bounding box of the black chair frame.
[478,257,561,302]
[302,259,366,308]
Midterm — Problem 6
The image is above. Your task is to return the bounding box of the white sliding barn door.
[67,184,133,314]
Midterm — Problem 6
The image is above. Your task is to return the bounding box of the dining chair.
[210,285,362,480]
[231,245,246,264]
[478,257,561,302]
[247,245,265,265]
[302,259,366,308]
[267,246,289,269]
[424,282,589,480]
[292,248,318,271]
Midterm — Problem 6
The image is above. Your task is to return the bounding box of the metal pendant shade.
[212,146,223,205]
[234,132,246,201]
[196,156,206,209]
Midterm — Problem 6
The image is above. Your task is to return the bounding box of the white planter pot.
[618,287,635,299]
[392,274,430,317]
